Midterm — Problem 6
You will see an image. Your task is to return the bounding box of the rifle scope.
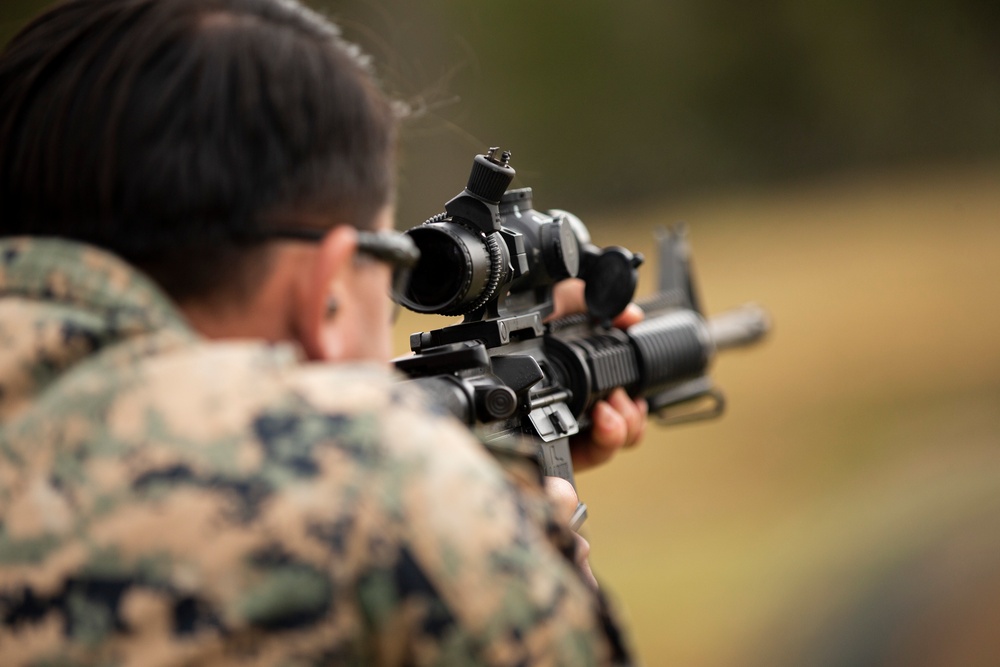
[396,148,639,323]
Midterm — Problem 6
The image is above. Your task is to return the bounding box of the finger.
[544,476,580,526]
[635,396,649,444]
[546,279,586,321]
[588,399,628,459]
[606,388,647,448]
[611,302,645,329]
[575,534,599,590]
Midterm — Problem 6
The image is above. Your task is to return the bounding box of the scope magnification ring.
[456,231,506,315]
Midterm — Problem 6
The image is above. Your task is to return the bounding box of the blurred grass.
[393,163,1000,665]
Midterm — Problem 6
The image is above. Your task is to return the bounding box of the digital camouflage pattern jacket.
[0,237,632,666]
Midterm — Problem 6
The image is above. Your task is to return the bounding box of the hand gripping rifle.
[393,148,769,527]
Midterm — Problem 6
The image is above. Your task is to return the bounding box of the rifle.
[393,148,769,527]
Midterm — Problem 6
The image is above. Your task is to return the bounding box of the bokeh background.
[4,1,1000,664]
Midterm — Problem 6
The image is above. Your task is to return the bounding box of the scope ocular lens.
[399,223,492,315]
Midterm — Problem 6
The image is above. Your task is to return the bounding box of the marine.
[0,0,642,664]
[0,237,625,665]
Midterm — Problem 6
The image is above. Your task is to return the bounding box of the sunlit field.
[393,163,1000,666]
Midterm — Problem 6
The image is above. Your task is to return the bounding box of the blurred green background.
[4,1,1000,664]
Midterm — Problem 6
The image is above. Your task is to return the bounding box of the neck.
[177,253,302,344]
[180,300,291,343]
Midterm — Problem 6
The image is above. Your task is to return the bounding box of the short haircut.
[0,0,397,302]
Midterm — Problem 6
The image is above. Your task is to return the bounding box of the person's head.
[0,0,400,360]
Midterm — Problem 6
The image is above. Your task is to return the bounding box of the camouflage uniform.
[0,238,632,666]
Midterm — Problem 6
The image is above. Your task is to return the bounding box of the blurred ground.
[394,163,1000,666]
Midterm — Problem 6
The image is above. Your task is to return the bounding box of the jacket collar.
[0,237,199,421]
[0,236,195,340]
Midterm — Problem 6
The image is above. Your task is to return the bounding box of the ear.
[293,224,356,361]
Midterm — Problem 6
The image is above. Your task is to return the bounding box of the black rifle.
[393,148,769,527]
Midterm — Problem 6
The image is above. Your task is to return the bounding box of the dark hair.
[0,0,396,302]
